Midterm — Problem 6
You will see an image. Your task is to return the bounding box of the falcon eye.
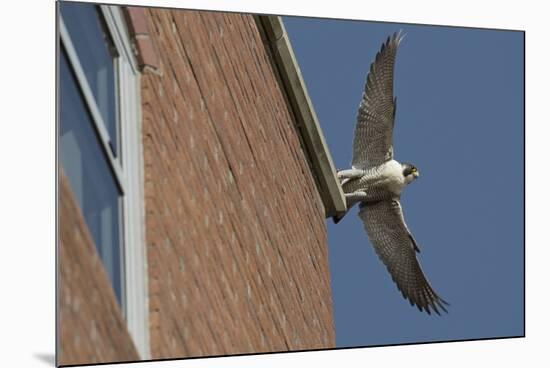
[411,167,417,172]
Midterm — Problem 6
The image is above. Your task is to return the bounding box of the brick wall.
[138,8,335,359]
[58,172,140,366]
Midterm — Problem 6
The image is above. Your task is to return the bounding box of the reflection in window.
[60,2,119,156]
[60,47,124,305]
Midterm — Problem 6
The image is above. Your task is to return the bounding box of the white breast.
[380,160,406,194]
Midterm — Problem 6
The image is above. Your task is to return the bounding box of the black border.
[55,1,526,367]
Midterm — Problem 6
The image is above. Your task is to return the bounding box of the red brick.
[124,7,149,35]
[135,35,159,70]
[141,8,335,360]
[58,172,140,366]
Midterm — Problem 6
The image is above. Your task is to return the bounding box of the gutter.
[255,15,347,219]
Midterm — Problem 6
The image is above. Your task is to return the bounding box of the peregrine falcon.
[334,31,449,315]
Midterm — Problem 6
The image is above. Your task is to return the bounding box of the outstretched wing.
[358,199,449,315]
[352,31,404,169]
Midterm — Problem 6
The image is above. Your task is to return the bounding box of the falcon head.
[402,163,420,184]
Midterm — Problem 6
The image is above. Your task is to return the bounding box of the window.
[59,2,150,359]
[60,2,119,156]
[60,1,124,306]
[60,46,124,304]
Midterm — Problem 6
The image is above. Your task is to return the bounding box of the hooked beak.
[413,171,420,178]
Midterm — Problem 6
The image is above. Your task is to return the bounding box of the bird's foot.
[344,191,369,207]
[337,169,365,180]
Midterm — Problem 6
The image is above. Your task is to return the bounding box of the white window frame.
[59,3,150,360]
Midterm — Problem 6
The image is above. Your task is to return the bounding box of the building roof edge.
[255,15,346,218]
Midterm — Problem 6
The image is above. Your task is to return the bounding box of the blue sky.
[283,17,524,348]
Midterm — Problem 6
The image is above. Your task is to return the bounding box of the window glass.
[60,2,119,156]
[60,47,124,305]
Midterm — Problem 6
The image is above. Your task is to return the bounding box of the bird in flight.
[334,31,449,315]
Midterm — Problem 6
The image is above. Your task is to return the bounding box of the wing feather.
[352,31,404,169]
[358,199,449,314]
